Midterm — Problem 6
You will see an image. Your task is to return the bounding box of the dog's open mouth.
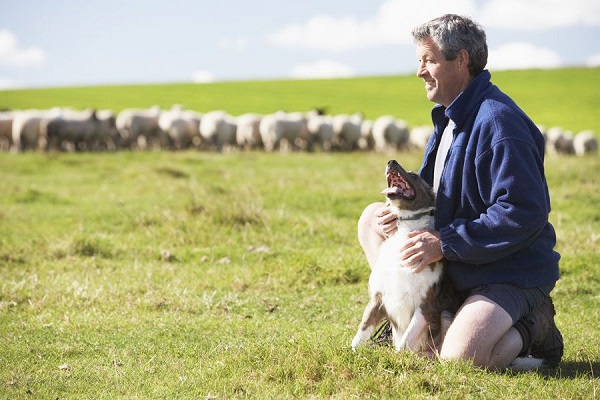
[381,169,416,200]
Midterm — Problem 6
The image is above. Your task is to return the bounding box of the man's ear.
[458,49,470,70]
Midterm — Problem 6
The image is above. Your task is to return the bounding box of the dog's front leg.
[396,308,428,352]
[352,295,386,350]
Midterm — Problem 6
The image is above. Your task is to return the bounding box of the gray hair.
[412,14,488,76]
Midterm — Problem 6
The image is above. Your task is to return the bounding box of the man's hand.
[399,229,443,273]
[374,205,398,239]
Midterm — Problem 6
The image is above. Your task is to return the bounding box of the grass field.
[1,69,599,398]
[1,150,598,399]
[1,68,599,135]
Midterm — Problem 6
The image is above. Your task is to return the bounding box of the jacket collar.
[431,70,493,130]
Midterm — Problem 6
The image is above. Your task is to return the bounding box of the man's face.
[415,37,467,107]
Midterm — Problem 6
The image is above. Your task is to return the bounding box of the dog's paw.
[351,333,367,350]
[393,337,407,352]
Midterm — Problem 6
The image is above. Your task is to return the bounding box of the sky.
[1,0,599,90]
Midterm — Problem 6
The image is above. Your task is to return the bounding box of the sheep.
[545,126,575,155]
[371,115,409,152]
[42,108,101,151]
[259,111,308,152]
[358,119,374,151]
[199,110,237,151]
[235,113,263,150]
[331,113,363,151]
[408,125,434,150]
[573,130,598,156]
[95,109,120,151]
[536,124,547,140]
[116,106,163,150]
[12,109,54,151]
[0,111,14,151]
[159,106,202,150]
[8,106,595,158]
[306,111,333,151]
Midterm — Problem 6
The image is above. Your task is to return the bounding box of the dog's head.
[381,160,435,213]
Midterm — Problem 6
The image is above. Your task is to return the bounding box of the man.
[357,14,563,370]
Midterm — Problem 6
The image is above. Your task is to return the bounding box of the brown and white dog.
[352,159,454,352]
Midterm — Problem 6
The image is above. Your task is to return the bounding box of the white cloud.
[479,0,600,30]
[487,42,562,71]
[192,70,215,83]
[267,0,477,51]
[0,30,46,67]
[587,54,600,67]
[267,0,600,52]
[290,60,355,79]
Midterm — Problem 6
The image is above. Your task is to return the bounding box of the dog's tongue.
[381,186,400,195]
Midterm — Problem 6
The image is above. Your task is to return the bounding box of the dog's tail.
[440,310,453,339]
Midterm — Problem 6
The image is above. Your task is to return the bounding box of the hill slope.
[0,68,598,134]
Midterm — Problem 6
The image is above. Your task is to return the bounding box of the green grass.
[0,150,598,399]
[1,69,598,398]
[1,67,599,135]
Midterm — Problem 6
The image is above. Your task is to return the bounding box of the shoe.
[530,298,564,368]
[515,296,564,368]
[370,319,393,346]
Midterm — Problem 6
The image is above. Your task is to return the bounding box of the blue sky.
[1,0,599,89]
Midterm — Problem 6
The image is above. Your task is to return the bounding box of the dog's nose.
[388,160,399,167]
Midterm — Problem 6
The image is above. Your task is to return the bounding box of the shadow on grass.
[541,361,599,379]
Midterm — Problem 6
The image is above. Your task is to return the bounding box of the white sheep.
[408,125,434,150]
[372,115,409,152]
[236,113,263,150]
[358,119,374,151]
[545,126,575,155]
[331,113,363,151]
[573,130,598,156]
[306,111,333,151]
[159,106,202,150]
[199,110,237,151]
[259,111,308,152]
[0,111,14,151]
[12,109,55,151]
[116,106,162,150]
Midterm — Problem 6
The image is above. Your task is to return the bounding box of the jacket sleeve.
[439,127,551,265]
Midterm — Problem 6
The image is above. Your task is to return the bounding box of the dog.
[352,159,455,353]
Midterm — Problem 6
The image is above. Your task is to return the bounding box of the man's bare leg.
[440,294,523,369]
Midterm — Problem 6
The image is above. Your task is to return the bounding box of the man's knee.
[357,202,386,268]
[440,295,515,368]
[358,202,379,227]
[357,203,382,243]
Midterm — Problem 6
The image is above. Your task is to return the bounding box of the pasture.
[2,151,599,399]
[1,69,599,398]
[1,68,599,135]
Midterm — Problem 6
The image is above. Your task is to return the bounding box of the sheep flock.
[0,105,597,156]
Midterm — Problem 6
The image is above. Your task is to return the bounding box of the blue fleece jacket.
[419,70,560,291]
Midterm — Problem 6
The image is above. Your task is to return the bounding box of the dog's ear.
[410,171,436,206]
